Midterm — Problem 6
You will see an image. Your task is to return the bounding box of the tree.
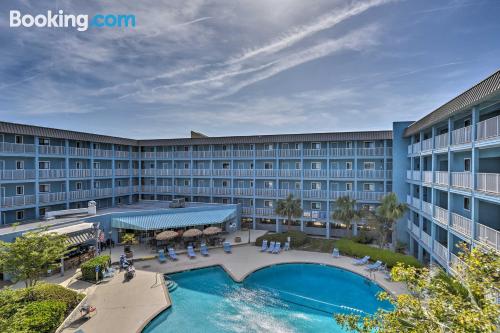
[332,196,363,237]
[0,231,68,287]
[335,244,500,333]
[275,194,303,231]
[376,193,407,251]
[365,213,391,249]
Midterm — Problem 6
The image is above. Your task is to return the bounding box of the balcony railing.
[255,208,274,216]
[303,190,328,199]
[69,169,91,178]
[141,152,156,159]
[476,173,500,195]
[278,149,301,158]
[141,185,155,193]
[477,115,500,141]
[303,169,327,178]
[451,172,471,189]
[411,222,419,236]
[433,206,448,226]
[450,213,472,237]
[407,145,412,155]
[422,201,432,215]
[213,187,232,196]
[451,125,472,145]
[175,186,192,195]
[255,188,277,197]
[0,169,36,180]
[1,195,36,208]
[233,169,253,177]
[357,170,387,179]
[435,133,449,149]
[93,149,114,158]
[39,169,66,179]
[93,169,113,177]
[357,147,385,156]
[212,169,231,177]
[421,231,432,248]
[422,171,433,183]
[0,142,36,154]
[115,169,130,177]
[421,138,433,151]
[255,150,276,158]
[114,151,130,158]
[435,171,449,186]
[115,186,131,195]
[433,240,448,262]
[331,191,356,200]
[242,207,253,215]
[330,169,354,178]
[357,191,385,201]
[255,169,277,177]
[38,145,65,155]
[406,170,412,180]
[192,169,211,176]
[278,169,301,178]
[68,147,90,156]
[412,170,421,181]
[211,150,232,158]
[304,149,327,157]
[330,148,354,156]
[69,190,93,200]
[156,151,173,159]
[233,188,254,196]
[142,169,156,177]
[39,192,66,203]
[233,150,254,158]
[157,185,173,193]
[475,223,500,251]
[174,169,191,176]
[412,196,420,209]
[412,142,421,154]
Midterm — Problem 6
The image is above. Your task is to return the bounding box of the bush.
[335,239,422,268]
[255,231,309,248]
[28,283,84,310]
[11,300,67,333]
[350,231,376,244]
[80,255,110,281]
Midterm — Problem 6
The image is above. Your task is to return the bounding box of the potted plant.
[121,233,137,258]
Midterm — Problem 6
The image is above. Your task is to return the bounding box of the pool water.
[143,264,391,333]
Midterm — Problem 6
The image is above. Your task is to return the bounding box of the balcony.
[412,170,421,181]
[475,223,500,251]
[142,169,156,177]
[421,138,433,152]
[69,190,93,200]
[255,150,276,158]
[174,169,191,176]
[303,169,327,178]
[141,185,155,193]
[411,222,419,237]
[93,149,114,158]
[255,169,276,177]
[477,114,500,141]
[94,188,113,198]
[412,142,421,154]
[39,192,66,203]
[406,170,412,180]
[476,173,500,195]
[242,207,253,215]
[435,133,449,149]
[156,185,173,194]
[212,187,232,196]
[357,170,387,179]
[451,125,472,145]
[433,206,448,226]
[303,190,328,199]
[357,147,385,156]
[255,208,274,216]
[422,201,432,215]
[93,169,113,177]
[211,151,231,158]
[407,144,412,155]
[422,171,433,183]
[433,240,448,262]
[278,169,300,178]
[38,145,65,155]
[115,186,130,195]
[68,147,90,157]
[192,169,211,176]
[175,186,192,195]
[330,169,354,178]
[212,169,230,177]
[1,195,36,208]
[0,142,36,154]
[141,152,156,159]
[435,171,449,186]
[233,150,254,158]
[330,191,356,200]
[421,231,432,248]
[451,172,471,190]
[278,149,300,158]
[156,151,173,159]
[115,169,130,177]
[69,169,91,178]
[412,196,420,209]
[276,189,301,198]
[0,169,36,180]
[255,188,277,197]
[450,213,472,237]
[304,149,327,157]
[330,148,354,156]
[39,169,66,179]
[114,151,130,159]
[233,188,254,196]
[357,191,385,201]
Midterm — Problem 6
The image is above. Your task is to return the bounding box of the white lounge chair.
[260,240,268,252]
[332,248,340,258]
[352,256,370,265]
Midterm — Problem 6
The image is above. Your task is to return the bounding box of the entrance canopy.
[41,222,95,246]
[111,207,237,231]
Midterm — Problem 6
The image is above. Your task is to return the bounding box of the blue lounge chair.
[223,242,232,253]
[332,248,340,258]
[365,260,383,271]
[187,246,196,259]
[260,240,268,252]
[283,242,290,251]
[272,242,281,254]
[352,255,370,265]
[168,247,178,261]
[200,243,209,256]
[158,249,167,263]
[267,241,275,253]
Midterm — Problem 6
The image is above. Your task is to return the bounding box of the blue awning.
[111,208,237,231]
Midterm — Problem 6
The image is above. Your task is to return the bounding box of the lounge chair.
[200,243,209,256]
[260,240,268,252]
[352,255,370,265]
[158,249,167,263]
[332,248,340,258]
[168,247,178,261]
[267,241,276,253]
[223,242,232,253]
[272,242,281,254]
[365,260,383,271]
[102,268,114,279]
[187,246,196,259]
[283,242,290,251]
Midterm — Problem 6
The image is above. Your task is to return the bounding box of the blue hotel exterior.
[0,69,499,266]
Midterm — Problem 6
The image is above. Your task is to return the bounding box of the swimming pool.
[143,264,391,333]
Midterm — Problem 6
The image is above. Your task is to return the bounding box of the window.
[464,197,471,211]
[331,162,338,169]
[282,162,289,169]
[39,138,50,145]
[311,182,321,190]
[117,180,122,186]
[264,200,273,208]
[345,141,352,148]
[15,160,24,170]
[295,182,301,190]
[184,180,190,186]
[281,143,289,149]
[311,162,321,170]
[264,181,273,189]
[75,161,82,169]
[250,163,254,169]
[183,146,189,151]
[250,199,254,206]
[76,182,82,190]
[60,183,65,192]
[346,162,353,170]
[222,198,229,204]
[162,162,169,169]
[16,210,24,221]
[117,162,122,169]
[93,143,100,150]
[464,158,471,172]
[93,162,100,169]
[250,180,254,187]
[295,162,301,170]
[16,186,24,195]
[184,163,190,169]
[364,162,375,170]
[39,208,47,217]
[363,141,375,148]
[150,163,154,169]
[15,135,23,144]
[281,182,289,189]
[464,119,471,127]
[39,161,50,169]
[222,145,227,151]
[94,181,100,188]
[363,183,375,191]
[76,141,81,148]
[294,143,300,150]
[238,180,244,188]
[264,162,273,169]
[222,180,229,187]
[311,202,321,210]
[264,144,273,150]
[346,183,353,191]
[311,142,321,149]
[39,184,50,193]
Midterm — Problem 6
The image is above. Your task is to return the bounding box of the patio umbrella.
[203,226,222,236]
[183,228,203,238]
[155,230,179,241]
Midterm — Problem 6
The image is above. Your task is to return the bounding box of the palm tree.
[332,196,363,237]
[376,192,407,251]
[275,194,303,232]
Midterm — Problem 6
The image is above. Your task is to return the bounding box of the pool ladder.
[166,279,178,292]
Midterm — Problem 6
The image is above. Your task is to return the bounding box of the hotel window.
[15,135,23,144]
[184,163,190,169]
[311,162,321,170]
[464,119,471,127]
[39,184,50,193]
[264,200,273,208]
[311,182,321,190]
[364,162,375,170]
[117,180,122,186]
[39,138,50,145]
[222,145,227,151]
[250,199,254,206]
[331,162,338,169]
[250,181,254,187]
[264,162,273,169]
[75,161,82,169]
[281,143,289,149]
[281,182,289,189]
[311,202,321,210]
[295,162,301,170]
[222,198,229,204]
[238,180,244,188]
[15,160,24,170]
[250,163,254,169]
[93,162,100,169]
[16,210,24,221]
[264,144,273,150]
[94,181,100,188]
[363,183,375,191]
[464,158,471,172]
[184,180,190,186]
[346,183,353,191]
[264,181,273,189]
[60,183,65,192]
[237,162,245,169]
[76,182,82,190]
[76,141,81,148]
[117,162,122,169]
[39,207,47,217]
[222,180,229,187]
[183,146,189,151]
[295,182,301,190]
[363,141,375,148]
[294,143,300,150]
[39,161,50,169]
[150,163,155,169]
[330,142,338,148]
[311,142,321,150]
[464,197,471,211]
[345,141,353,149]
[346,162,353,170]
[16,186,24,195]
[93,143,100,150]
[282,162,289,169]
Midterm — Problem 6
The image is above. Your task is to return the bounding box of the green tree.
[275,194,303,231]
[376,193,407,251]
[335,244,500,333]
[332,196,363,237]
[0,231,68,287]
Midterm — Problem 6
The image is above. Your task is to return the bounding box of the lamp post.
[108,230,112,264]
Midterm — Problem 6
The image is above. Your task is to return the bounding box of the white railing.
[477,115,500,141]
[357,191,385,201]
[433,206,448,226]
[211,150,232,158]
[0,142,35,154]
[278,149,301,157]
[114,151,129,158]
[174,186,192,195]
[435,133,449,149]
[357,147,385,156]
[303,190,328,199]
[39,169,66,179]
[212,169,230,177]
[156,151,173,159]
[406,194,411,205]
[255,169,277,177]
[475,223,500,251]
[331,191,356,200]
[233,150,254,158]
[449,253,465,276]
[278,169,301,178]
[69,190,92,200]
[173,151,191,159]
[304,149,327,157]
[0,169,36,180]
[406,170,412,180]
[451,125,472,145]
[412,222,419,236]
[421,231,432,248]
[156,186,173,193]
[94,188,113,197]
[330,148,354,156]
[233,169,253,177]
[69,169,91,178]
[330,169,354,178]
[407,219,412,231]
[476,173,500,195]
[435,171,449,186]
[115,186,130,195]
[68,147,90,156]
[93,149,114,158]
[115,169,130,177]
[407,144,412,155]
[39,192,66,203]
[450,213,472,237]
[233,188,254,196]
[433,240,448,262]
[93,169,113,177]
[192,169,211,176]
[304,169,327,178]
[142,169,156,177]
[422,201,432,215]
[242,207,253,215]
[255,188,277,197]
[451,172,471,189]
[255,208,274,216]
[141,185,155,193]
[174,169,191,176]
[413,142,421,153]
[421,138,433,151]
[1,195,36,207]
[212,187,232,196]
[142,152,156,159]
[422,171,433,183]
[38,145,65,155]
[412,196,420,209]
[255,150,276,158]
[412,170,421,181]
[357,170,386,179]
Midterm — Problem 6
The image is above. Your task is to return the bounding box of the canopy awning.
[111,208,237,231]
[41,222,95,246]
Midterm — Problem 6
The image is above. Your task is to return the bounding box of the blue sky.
[0,0,499,139]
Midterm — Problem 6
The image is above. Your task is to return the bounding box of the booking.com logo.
[9,10,136,32]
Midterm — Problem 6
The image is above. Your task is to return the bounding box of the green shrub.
[11,300,66,333]
[80,255,110,281]
[335,239,422,268]
[28,283,84,310]
[255,231,309,248]
[350,231,376,244]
